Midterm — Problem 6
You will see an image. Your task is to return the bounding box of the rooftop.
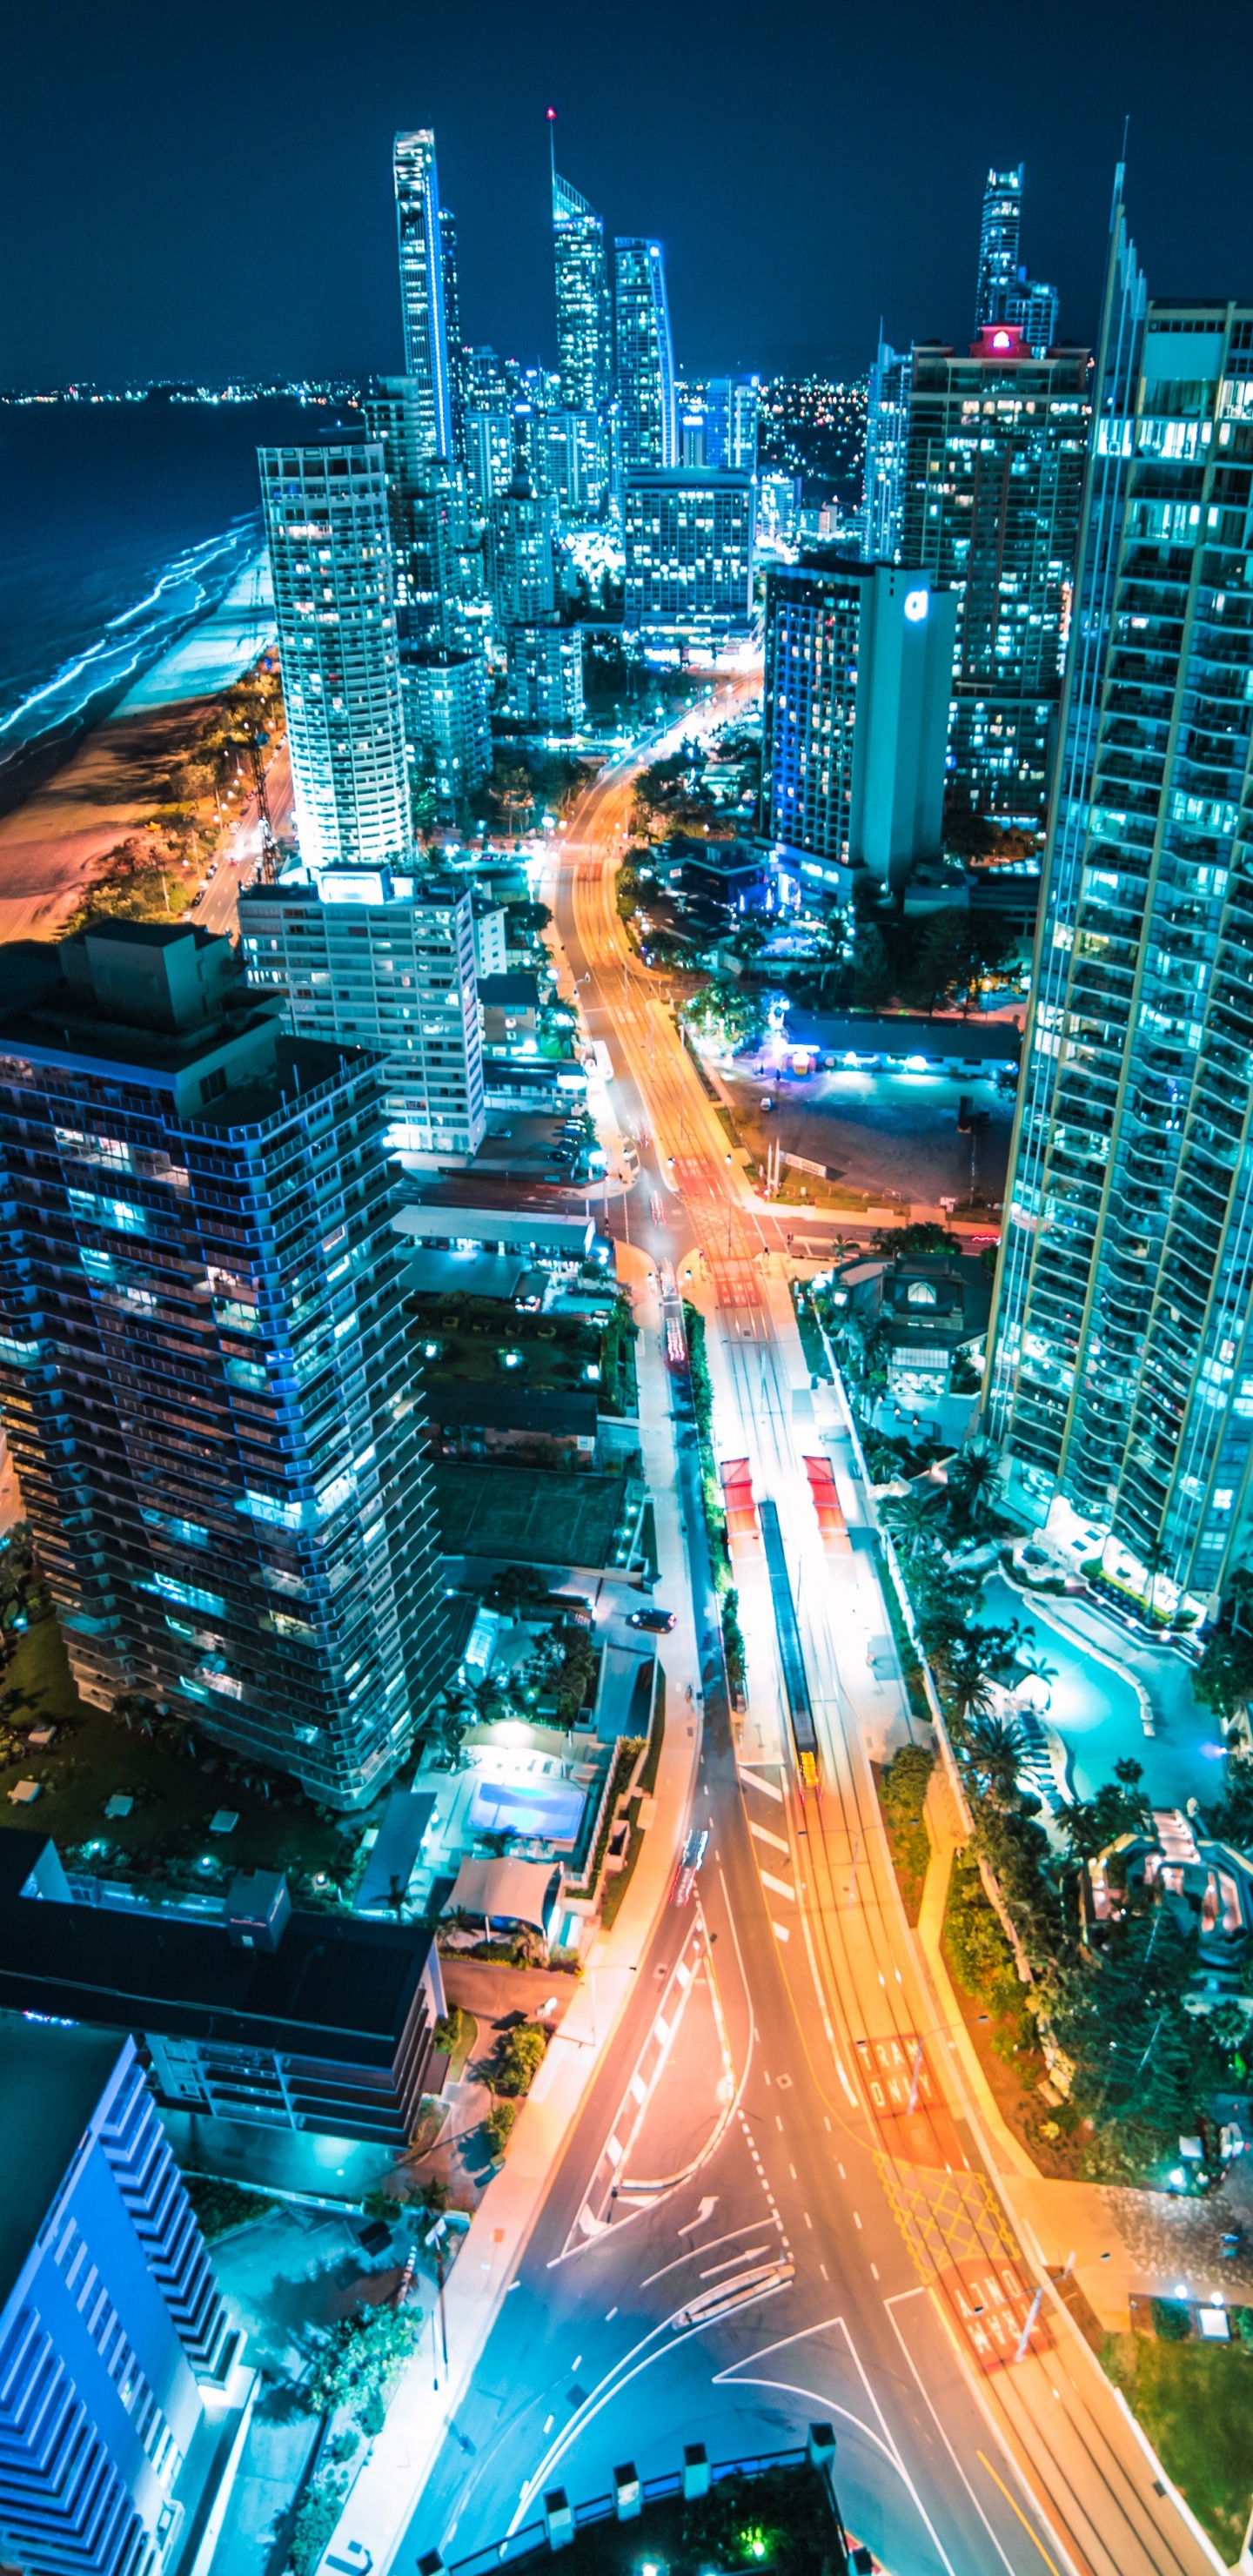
[0,2018,129,2311]
[0,1831,435,2068]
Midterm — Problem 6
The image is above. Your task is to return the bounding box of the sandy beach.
[0,552,276,948]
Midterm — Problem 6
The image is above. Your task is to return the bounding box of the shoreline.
[0,553,277,950]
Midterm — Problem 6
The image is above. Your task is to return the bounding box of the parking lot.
[723,1059,1017,1207]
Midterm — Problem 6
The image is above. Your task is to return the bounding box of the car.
[627,1606,675,1633]
[670,1828,709,1907]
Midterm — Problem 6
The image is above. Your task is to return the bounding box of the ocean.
[0,394,313,803]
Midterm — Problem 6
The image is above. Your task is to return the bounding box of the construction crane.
[235,730,279,883]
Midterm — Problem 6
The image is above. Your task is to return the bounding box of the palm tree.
[940,1620,1022,1733]
[945,1435,1001,1529]
[881,1493,945,1564]
[965,1713,1027,1807]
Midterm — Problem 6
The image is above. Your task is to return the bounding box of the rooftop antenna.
[546,105,556,191]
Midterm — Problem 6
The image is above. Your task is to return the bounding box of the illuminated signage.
[903,589,928,623]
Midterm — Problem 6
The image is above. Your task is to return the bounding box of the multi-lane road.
[400,713,1216,2576]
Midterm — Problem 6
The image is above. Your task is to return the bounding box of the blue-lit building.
[258,429,413,874]
[704,375,761,474]
[613,240,677,472]
[0,921,449,1807]
[975,162,1059,357]
[860,341,911,562]
[552,155,612,416]
[761,557,955,889]
[901,327,1090,830]
[393,129,454,463]
[987,191,1253,1602]
[0,2022,233,2576]
[622,468,753,660]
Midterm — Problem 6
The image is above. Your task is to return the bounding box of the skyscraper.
[0,921,449,1806]
[614,239,677,470]
[761,559,955,885]
[706,375,761,474]
[861,340,912,561]
[242,872,486,1161]
[438,204,467,465]
[393,128,454,462]
[488,429,557,622]
[551,124,612,415]
[0,2023,232,2576]
[901,329,1090,829]
[975,166,1023,331]
[400,646,492,819]
[258,429,412,871]
[987,193,1253,1606]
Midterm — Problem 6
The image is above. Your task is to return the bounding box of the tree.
[871,1222,959,1258]
[964,1713,1028,1807]
[938,1621,1022,1731]
[493,2023,548,2096]
[881,1493,946,1564]
[944,1436,1002,1529]
[306,2303,421,2432]
[852,919,893,1010]
[681,980,765,1053]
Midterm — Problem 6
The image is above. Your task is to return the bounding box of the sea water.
[0,393,313,795]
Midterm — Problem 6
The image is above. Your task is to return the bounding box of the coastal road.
[193,736,292,937]
[401,705,1215,2576]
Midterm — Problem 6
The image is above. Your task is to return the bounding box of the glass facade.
[258,438,412,873]
[613,239,677,472]
[861,340,912,562]
[975,165,1023,332]
[902,332,1091,829]
[553,170,612,415]
[761,561,862,868]
[988,196,1253,1598]
[392,129,454,463]
[0,924,449,1806]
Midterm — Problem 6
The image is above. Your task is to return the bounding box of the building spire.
[546,105,556,198]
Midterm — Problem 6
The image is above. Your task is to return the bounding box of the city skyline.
[5,0,1251,387]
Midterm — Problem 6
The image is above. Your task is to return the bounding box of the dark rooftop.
[0,2019,129,2309]
[0,1832,434,2069]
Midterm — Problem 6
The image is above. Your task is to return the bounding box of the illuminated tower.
[988,187,1253,1605]
[550,114,612,414]
[860,338,911,561]
[438,205,467,465]
[258,426,412,872]
[614,238,677,470]
[975,165,1023,331]
[393,128,453,461]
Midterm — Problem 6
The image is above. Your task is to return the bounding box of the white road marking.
[740,1768,784,1801]
[870,2264,879,2280]
[606,2306,618,2319]
[761,1869,796,1902]
[772,1921,791,1943]
[700,2247,769,2279]
[804,2211,813,2230]
[854,2211,862,2229]
[749,1820,790,1853]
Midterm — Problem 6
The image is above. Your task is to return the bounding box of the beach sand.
[0,552,278,946]
[0,697,221,945]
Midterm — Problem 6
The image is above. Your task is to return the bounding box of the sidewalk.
[314,1275,701,2576]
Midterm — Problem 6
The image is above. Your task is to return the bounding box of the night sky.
[5,0,1252,388]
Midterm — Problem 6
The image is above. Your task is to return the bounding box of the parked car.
[627,1606,675,1633]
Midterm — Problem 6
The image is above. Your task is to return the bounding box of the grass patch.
[874,1550,933,1727]
[638,1671,666,1794]
[600,1821,644,1931]
[1102,2331,1253,2561]
[876,1745,933,1924]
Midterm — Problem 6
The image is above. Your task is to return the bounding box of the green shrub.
[289,2469,347,2575]
[493,2023,547,2097]
[485,2100,518,2159]
[1151,2298,1193,2342]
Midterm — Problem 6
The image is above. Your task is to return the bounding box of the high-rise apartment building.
[1005,276,1060,358]
[242,872,486,1163]
[258,431,412,872]
[400,645,491,817]
[0,2023,233,2576]
[393,129,454,463]
[0,921,449,1806]
[623,468,753,658]
[901,328,1090,828]
[361,379,471,649]
[438,204,467,465]
[552,146,612,415]
[505,618,586,732]
[541,410,607,519]
[614,239,677,470]
[704,375,761,474]
[987,200,1253,1602]
[466,408,515,513]
[488,446,557,622]
[861,340,912,561]
[761,558,955,885]
[975,166,1023,332]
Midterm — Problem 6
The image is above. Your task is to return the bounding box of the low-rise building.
[0,1832,444,2148]
[479,971,541,1051]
